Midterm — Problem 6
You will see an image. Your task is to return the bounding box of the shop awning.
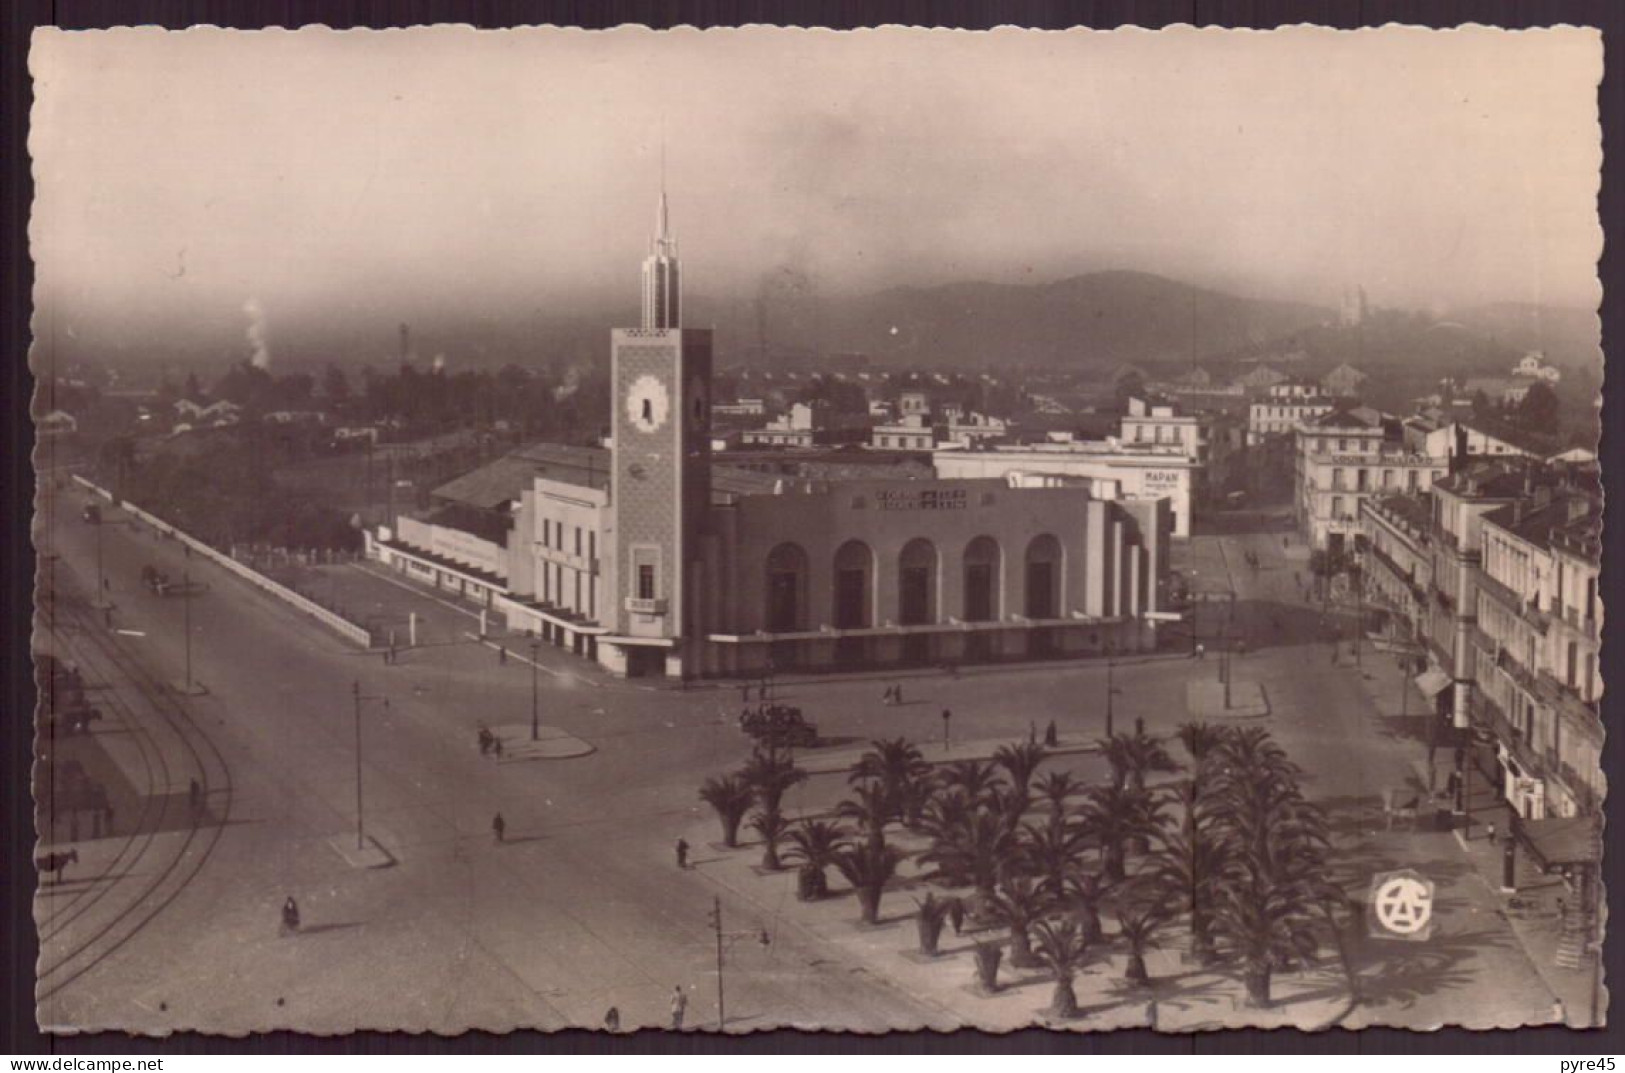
[1517,815,1602,870]
[1414,668,1452,698]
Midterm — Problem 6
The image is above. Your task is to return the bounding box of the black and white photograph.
[26,23,1606,1036]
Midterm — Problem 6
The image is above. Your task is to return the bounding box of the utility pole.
[530,640,541,741]
[352,681,389,851]
[1105,647,1121,738]
[183,569,193,691]
[95,514,106,609]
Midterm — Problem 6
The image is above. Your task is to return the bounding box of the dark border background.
[3,0,1619,1057]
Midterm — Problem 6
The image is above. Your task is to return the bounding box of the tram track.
[34,571,235,1007]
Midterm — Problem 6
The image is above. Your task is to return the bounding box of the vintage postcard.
[29,24,1604,1035]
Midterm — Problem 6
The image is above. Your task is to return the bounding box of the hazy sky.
[31,25,1602,335]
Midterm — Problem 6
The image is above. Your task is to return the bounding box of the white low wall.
[73,475,374,648]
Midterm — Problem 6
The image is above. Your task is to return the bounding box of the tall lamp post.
[182,569,194,692]
[352,680,389,851]
[530,640,541,741]
[1105,646,1121,738]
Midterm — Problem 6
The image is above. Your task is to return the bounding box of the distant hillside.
[760,271,1332,371]
[1444,302,1602,372]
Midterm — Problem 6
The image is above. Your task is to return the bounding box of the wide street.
[33,482,1582,1033]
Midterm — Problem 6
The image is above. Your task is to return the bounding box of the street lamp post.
[530,641,541,741]
[941,709,951,754]
[183,569,193,692]
[1353,568,1364,666]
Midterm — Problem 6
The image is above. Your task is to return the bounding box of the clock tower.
[605,190,712,677]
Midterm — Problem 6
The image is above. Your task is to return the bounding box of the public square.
[33,484,1595,1034]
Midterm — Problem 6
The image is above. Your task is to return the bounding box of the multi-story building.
[1295,408,1449,553]
[1120,396,1236,504]
[371,189,1174,679]
[1246,381,1334,445]
[1470,477,1602,820]
[1356,455,1603,859]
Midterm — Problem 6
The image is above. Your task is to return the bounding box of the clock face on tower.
[625,374,671,434]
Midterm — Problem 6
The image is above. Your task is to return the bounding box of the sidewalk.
[1344,648,1599,1027]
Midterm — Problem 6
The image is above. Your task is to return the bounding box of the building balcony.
[1476,570,1550,635]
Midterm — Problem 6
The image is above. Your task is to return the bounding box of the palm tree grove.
[696,722,1358,1024]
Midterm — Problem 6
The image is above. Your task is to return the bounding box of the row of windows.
[764,534,1068,633]
[539,519,596,563]
[540,560,597,619]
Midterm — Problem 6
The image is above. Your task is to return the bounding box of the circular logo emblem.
[1373,873,1433,936]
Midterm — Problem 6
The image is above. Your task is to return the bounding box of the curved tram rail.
[35,578,235,1007]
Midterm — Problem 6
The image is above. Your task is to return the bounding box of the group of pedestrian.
[477,725,503,758]
[1243,550,1260,571]
[882,683,904,706]
[601,986,690,1030]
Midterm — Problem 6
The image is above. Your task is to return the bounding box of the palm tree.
[985,873,1052,968]
[1031,770,1086,833]
[741,747,808,816]
[1014,820,1089,904]
[1147,820,1228,965]
[749,808,791,871]
[1104,729,1181,792]
[1032,918,1091,1018]
[1113,879,1170,986]
[936,759,1006,807]
[698,775,754,848]
[913,891,966,956]
[837,779,894,851]
[833,840,906,925]
[1076,783,1166,885]
[1204,730,1334,1007]
[782,818,851,900]
[849,737,932,827]
[992,740,1048,796]
[1175,721,1232,774]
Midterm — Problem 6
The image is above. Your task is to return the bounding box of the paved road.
[36,486,947,1033]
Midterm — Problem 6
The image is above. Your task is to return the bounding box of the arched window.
[833,540,875,629]
[898,538,939,626]
[1025,534,1063,619]
[962,536,1002,622]
[765,542,810,633]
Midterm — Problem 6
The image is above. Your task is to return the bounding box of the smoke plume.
[243,298,271,369]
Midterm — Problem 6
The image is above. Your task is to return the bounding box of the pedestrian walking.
[281,896,301,936]
[675,837,689,869]
[742,682,751,703]
[894,684,904,706]
[1029,721,1037,745]
[604,1007,621,1032]
[478,726,493,756]
[670,985,688,1030]
[499,646,508,665]
[1044,720,1058,748]
[492,737,504,758]
[1195,643,1205,661]
[492,812,506,844]
[882,685,894,706]
[1485,821,1497,844]
[188,777,201,816]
